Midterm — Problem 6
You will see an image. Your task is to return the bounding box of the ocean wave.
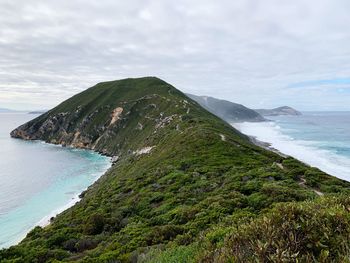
[233,121,350,182]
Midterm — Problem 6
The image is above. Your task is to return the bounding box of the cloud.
[0,0,349,110]
[289,78,350,88]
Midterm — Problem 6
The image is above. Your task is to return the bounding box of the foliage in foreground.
[146,196,350,263]
[198,195,350,262]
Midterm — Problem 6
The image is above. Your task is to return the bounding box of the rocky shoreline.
[248,135,288,158]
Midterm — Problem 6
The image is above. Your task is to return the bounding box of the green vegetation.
[148,196,350,262]
[3,77,350,262]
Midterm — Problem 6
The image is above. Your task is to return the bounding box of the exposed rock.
[111,156,119,163]
[136,122,144,130]
[110,107,123,125]
[73,131,81,142]
[133,146,154,156]
[155,114,177,129]
[273,162,284,170]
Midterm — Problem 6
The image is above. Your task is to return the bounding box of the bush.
[83,213,105,235]
[146,225,184,245]
[75,238,99,252]
[217,196,350,262]
[62,238,78,252]
[47,231,70,247]
[26,226,44,239]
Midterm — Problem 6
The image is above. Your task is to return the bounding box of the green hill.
[3,77,350,262]
[186,94,265,123]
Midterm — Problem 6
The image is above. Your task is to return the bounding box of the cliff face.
[187,94,265,123]
[3,77,350,262]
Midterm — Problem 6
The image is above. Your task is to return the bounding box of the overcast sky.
[0,0,350,111]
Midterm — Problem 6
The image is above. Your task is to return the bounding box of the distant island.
[0,108,18,113]
[28,110,47,114]
[255,106,302,116]
[0,108,47,114]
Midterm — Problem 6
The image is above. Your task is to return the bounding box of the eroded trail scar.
[299,176,324,196]
[110,107,123,125]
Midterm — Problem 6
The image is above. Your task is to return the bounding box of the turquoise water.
[269,112,350,158]
[234,112,350,181]
[0,113,111,248]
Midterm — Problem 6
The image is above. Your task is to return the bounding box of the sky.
[0,0,350,111]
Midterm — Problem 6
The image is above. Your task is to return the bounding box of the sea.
[0,113,111,248]
[233,111,350,182]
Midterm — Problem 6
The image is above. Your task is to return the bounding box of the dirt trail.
[298,176,324,196]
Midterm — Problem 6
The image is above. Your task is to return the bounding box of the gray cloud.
[0,0,349,110]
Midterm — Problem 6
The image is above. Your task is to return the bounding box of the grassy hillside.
[2,77,350,262]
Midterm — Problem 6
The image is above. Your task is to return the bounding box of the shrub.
[75,238,99,252]
[26,226,44,239]
[62,238,78,252]
[217,196,350,262]
[83,213,105,235]
[146,225,184,245]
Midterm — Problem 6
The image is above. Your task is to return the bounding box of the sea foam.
[233,121,350,182]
